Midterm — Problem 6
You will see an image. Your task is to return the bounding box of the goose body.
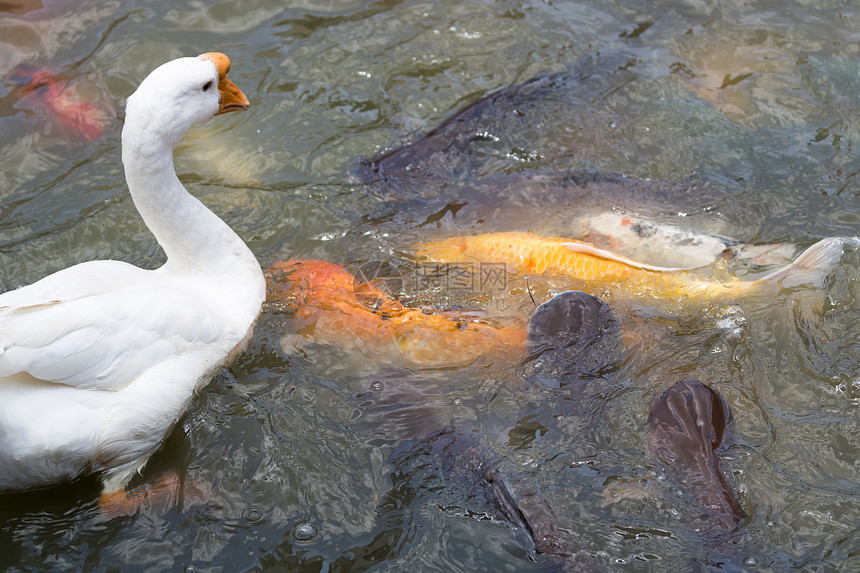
[0,53,265,496]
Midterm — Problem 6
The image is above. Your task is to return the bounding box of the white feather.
[0,54,265,494]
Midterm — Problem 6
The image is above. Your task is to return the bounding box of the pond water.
[1,0,860,571]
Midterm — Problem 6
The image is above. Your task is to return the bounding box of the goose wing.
[0,262,225,391]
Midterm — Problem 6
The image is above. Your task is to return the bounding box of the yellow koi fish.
[416,231,853,304]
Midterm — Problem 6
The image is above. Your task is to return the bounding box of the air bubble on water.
[711,256,732,283]
[294,521,318,541]
[242,504,269,524]
[370,381,383,391]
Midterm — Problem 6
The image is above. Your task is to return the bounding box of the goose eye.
[202,81,212,92]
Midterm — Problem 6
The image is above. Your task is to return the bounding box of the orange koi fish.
[266,260,526,367]
[12,65,113,144]
[416,231,853,305]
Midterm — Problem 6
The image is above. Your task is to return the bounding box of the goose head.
[123,52,249,150]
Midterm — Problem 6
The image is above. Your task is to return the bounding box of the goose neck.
[121,124,260,281]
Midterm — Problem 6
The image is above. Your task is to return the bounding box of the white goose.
[0,53,265,508]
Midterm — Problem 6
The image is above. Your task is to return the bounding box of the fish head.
[645,379,732,456]
[521,290,621,390]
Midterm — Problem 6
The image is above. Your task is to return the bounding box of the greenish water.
[1,0,859,571]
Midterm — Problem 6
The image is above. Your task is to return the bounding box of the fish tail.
[750,237,858,292]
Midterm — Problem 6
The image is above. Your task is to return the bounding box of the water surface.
[1,0,859,571]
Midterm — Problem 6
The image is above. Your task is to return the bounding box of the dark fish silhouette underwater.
[261,53,853,569]
[265,262,745,569]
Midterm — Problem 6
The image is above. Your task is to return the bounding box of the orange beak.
[199,52,250,115]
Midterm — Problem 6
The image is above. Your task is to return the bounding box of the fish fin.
[732,242,796,266]
[753,237,858,289]
[560,241,698,272]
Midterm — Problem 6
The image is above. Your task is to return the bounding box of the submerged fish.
[645,380,744,533]
[416,231,853,305]
[265,259,526,368]
[522,292,742,548]
[11,65,114,144]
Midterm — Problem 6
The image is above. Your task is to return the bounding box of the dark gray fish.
[352,53,641,193]
[513,293,744,559]
[645,379,744,533]
[349,292,616,569]
[348,171,715,270]
[390,427,597,569]
[487,291,622,568]
[463,291,621,567]
[524,289,621,382]
[346,53,730,261]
